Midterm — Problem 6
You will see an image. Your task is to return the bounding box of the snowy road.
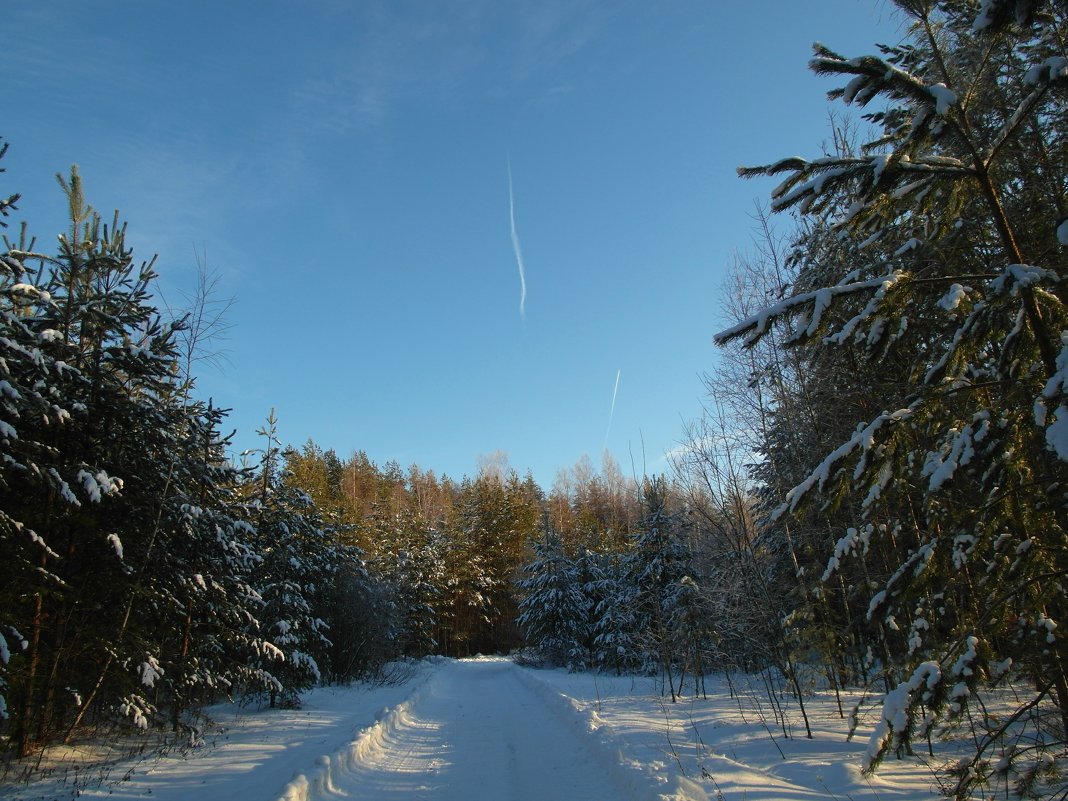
[320,658,626,801]
[7,658,938,801]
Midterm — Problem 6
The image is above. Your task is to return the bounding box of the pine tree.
[0,163,269,752]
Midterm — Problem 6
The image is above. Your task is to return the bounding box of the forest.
[3,1,1068,799]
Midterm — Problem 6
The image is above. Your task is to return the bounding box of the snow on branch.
[715,272,905,349]
[927,84,958,116]
[1025,55,1068,86]
[737,153,972,217]
[989,263,1058,295]
[920,412,990,493]
[77,468,123,503]
[772,404,918,520]
[864,660,942,772]
[1039,332,1068,461]
[811,45,940,111]
[974,0,1050,32]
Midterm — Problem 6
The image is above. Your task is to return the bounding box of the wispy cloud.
[286,2,610,140]
[508,158,528,323]
[506,2,610,84]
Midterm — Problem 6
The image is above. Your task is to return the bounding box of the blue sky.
[4,1,903,487]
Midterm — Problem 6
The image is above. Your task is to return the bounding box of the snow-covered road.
[7,657,938,801]
[322,658,624,801]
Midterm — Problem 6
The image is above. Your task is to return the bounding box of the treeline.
[281,445,641,656]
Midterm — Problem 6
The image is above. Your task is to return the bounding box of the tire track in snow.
[278,658,654,801]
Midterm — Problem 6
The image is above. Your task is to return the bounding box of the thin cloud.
[286,4,609,141]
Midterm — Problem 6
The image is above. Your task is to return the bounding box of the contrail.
[508,158,527,323]
[603,369,621,452]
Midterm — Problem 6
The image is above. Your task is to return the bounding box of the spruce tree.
[624,477,694,698]
[245,416,334,707]
[591,554,640,674]
[516,527,586,669]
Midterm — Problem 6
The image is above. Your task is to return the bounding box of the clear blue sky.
[5,1,903,487]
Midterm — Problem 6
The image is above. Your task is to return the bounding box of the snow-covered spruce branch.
[737,155,973,217]
[863,632,986,777]
[973,0,1050,32]
[714,271,904,349]
[770,402,919,521]
[811,44,938,111]
[945,681,1056,798]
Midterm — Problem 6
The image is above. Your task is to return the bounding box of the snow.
[1024,56,1068,86]
[951,635,979,678]
[865,661,941,770]
[79,469,121,502]
[9,282,44,297]
[990,263,1055,295]
[822,526,864,581]
[715,272,904,349]
[4,658,939,801]
[1040,333,1068,461]
[48,467,79,505]
[928,83,957,116]
[1046,406,1068,460]
[938,283,967,311]
[973,0,997,31]
[771,166,850,212]
[921,421,982,492]
[1037,614,1058,644]
[776,405,915,518]
[869,153,889,182]
[139,656,163,689]
[893,237,922,256]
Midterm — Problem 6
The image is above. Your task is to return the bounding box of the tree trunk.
[16,583,45,758]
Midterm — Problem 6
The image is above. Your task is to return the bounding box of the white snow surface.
[5,657,938,801]
[927,83,957,116]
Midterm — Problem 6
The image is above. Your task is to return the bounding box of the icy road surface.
[313,657,626,801]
